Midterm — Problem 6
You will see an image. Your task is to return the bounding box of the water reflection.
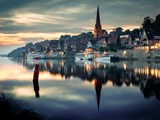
[94,78,102,110]
[140,78,160,100]
[10,60,160,100]
[1,57,160,119]
[33,80,40,98]
[8,58,160,102]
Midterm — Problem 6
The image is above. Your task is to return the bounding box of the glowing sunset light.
[106,81,113,87]
[0,37,24,45]
[0,64,33,81]
[0,64,65,81]
[39,71,66,80]
[13,87,34,97]
[121,25,140,31]
[0,32,77,46]
[102,24,140,32]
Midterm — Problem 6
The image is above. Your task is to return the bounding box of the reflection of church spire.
[94,78,102,110]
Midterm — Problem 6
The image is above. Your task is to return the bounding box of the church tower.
[94,5,102,38]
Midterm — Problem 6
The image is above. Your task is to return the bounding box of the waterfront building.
[96,37,107,48]
[57,41,62,51]
[120,34,132,47]
[107,32,118,45]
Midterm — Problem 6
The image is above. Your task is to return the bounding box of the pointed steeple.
[96,5,101,28]
[94,4,102,38]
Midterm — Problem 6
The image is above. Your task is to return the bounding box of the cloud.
[0,0,159,33]
[0,0,159,53]
[0,0,36,15]
[0,32,77,45]
[12,13,71,25]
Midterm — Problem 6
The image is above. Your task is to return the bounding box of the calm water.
[0,57,160,120]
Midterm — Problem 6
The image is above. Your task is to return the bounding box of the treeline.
[114,14,160,40]
[114,27,140,40]
[142,14,160,39]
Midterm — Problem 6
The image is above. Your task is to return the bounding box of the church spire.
[94,3,102,38]
[96,5,101,28]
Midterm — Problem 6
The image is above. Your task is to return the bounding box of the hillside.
[7,32,94,58]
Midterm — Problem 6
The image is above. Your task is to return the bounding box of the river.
[0,57,160,120]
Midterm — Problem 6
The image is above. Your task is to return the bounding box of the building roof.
[108,33,118,44]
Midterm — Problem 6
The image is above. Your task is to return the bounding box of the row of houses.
[25,28,160,54]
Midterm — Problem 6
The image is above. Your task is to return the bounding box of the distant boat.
[27,51,66,59]
[75,40,118,63]
[75,52,94,61]
[94,54,111,64]
[26,52,40,59]
[33,53,44,59]
[38,51,65,59]
[75,51,118,63]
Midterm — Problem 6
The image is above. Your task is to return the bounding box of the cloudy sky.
[0,0,159,54]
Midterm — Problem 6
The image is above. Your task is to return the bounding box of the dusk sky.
[0,0,160,54]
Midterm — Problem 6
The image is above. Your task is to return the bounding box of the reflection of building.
[140,79,160,100]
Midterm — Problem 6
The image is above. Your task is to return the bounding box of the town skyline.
[0,0,160,54]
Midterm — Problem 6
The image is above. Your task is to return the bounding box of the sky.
[0,0,160,54]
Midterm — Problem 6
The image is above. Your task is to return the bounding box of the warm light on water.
[0,64,32,81]
[1,57,160,120]
[0,64,66,81]
[40,72,66,80]
[134,68,160,78]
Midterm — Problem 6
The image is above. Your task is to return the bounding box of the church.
[90,4,109,50]
[94,5,103,38]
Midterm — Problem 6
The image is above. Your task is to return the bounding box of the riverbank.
[0,93,45,120]
[109,49,160,62]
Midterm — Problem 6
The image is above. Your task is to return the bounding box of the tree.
[115,27,123,35]
[102,29,108,35]
[155,14,160,24]
[131,29,140,37]
[116,35,121,49]
[123,29,131,35]
[142,16,154,40]
[155,14,160,36]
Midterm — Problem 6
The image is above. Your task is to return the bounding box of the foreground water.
[0,57,160,120]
